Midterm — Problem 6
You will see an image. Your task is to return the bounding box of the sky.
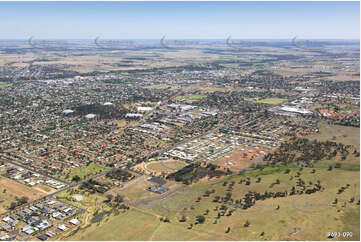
[0,1,359,39]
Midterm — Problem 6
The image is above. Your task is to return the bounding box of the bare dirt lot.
[215,147,270,170]
[0,177,45,200]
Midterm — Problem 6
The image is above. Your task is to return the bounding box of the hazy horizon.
[0,1,359,39]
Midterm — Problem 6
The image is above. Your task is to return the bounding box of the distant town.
[0,35,359,241]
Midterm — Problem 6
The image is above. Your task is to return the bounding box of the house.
[146,186,168,194]
[45,231,55,238]
[69,218,80,225]
[0,234,10,241]
[1,224,11,232]
[24,228,35,235]
[22,225,33,233]
[16,211,25,217]
[37,234,49,241]
[26,217,37,225]
[52,212,62,219]
[30,206,38,211]
[47,200,56,205]
[64,207,73,215]
[36,220,50,230]
[2,217,11,224]
[35,203,44,209]
[58,224,67,231]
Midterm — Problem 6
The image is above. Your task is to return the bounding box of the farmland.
[306,122,360,150]
[63,157,360,241]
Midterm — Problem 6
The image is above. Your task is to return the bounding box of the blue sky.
[0,1,359,39]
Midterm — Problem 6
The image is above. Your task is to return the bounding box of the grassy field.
[0,186,19,213]
[58,162,111,182]
[149,161,360,241]
[306,122,360,151]
[0,82,12,88]
[175,94,207,101]
[148,84,169,89]
[63,153,360,241]
[145,160,188,174]
[67,207,161,241]
[257,98,286,105]
[183,85,231,93]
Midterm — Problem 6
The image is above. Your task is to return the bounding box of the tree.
[196,215,205,224]
[106,194,113,203]
[114,194,124,204]
[9,202,17,210]
[17,196,29,205]
[244,220,250,227]
[179,215,187,222]
[72,175,81,182]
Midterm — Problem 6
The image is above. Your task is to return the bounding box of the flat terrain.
[212,147,270,171]
[145,160,188,174]
[175,94,207,101]
[0,187,18,213]
[0,177,45,201]
[257,98,286,105]
[58,162,111,182]
[306,122,360,151]
[0,82,12,88]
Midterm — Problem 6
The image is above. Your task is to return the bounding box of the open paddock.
[0,177,46,200]
[212,146,270,171]
[145,159,188,174]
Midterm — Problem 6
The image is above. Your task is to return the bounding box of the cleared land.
[0,177,45,200]
[0,82,12,88]
[62,153,360,241]
[175,94,207,101]
[58,162,110,182]
[0,188,18,213]
[148,84,169,89]
[145,160,188,174]
[306,122,360,151]
[257,98,286,105]
[212,147,269,171]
